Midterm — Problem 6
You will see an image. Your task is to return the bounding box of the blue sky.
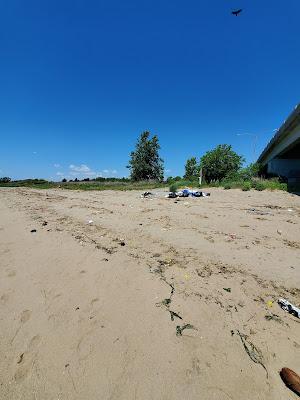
[0,0,299,180]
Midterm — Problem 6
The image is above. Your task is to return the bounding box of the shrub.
[224,183,232,190]
[169,183,178,193]
[242,181,251,191]
[252,180,264,191]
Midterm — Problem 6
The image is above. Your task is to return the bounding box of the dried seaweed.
[236,330,268,377]
[169,310,182,321]
[176,324,197,336]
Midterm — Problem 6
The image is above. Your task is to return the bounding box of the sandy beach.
[0,187,300,400]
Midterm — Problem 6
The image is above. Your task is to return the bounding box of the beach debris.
[160,298,171,307]
[167,189,211,199]
[278,298,300,319]
[17,353,24,364]
[266,300,273,308]
[277,229,282,235]
[141,192,153,198]
[119,241,126,246]
[176,324,197,336]
[42,221,48,226]
[280,367,300,396]
[236,330,268,376]
[87,220,93,224]
[247,208,273,216]
[264,313,284,324]
[223,287,231,293]
[167,192,177,198]
[169,310,183,321]
[30,229,37,233]
[287,209,294,212]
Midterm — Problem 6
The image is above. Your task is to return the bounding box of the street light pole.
[236,133,258,162]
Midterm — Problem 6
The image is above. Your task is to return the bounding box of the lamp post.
[236,133,259,162]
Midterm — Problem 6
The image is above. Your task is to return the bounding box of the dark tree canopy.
[128,131,164,181]
[184,157,199,179]
[200,144,244,182]
[0,177,11,183]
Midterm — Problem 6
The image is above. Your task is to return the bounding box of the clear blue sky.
[0,0,299,180]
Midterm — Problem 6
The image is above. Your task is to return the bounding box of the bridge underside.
[258,105,300,192]
[266,138,300,179]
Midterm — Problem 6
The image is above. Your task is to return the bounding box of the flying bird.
[232,9,243,16]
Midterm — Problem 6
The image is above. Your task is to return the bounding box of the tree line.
[127,131,258,183]
[1,131,259,184]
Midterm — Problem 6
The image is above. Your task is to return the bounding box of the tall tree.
[184,157,199,179]
[127,131,164,181]
[200,144,244,182]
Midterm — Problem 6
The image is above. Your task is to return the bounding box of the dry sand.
[0,187,300,399]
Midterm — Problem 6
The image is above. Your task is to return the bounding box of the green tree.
[184,157,199,179]
[0,177,11,183]
[200,144,244,182]
[127,131,164,181]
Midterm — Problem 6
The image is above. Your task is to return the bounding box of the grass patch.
[0,177,288,193]
[0,180,168,191]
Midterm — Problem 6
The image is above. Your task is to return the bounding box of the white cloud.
[54,163,61,168]
[67,164,104,179]
[102,169,117,176]
[56,164,118,181]
[69,164,91,173]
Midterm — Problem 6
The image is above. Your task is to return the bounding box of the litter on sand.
[280,367,300,396]
[278,298,300,318]
[30,229,37,233]
[166,189,210,199]
[141,192,153,198]
[247,208,273,216]
[88,220,93,224]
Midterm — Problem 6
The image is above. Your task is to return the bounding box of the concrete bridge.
[258,104,300,191]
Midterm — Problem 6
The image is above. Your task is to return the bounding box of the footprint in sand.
[6,269,16,278]
[14,335,41,382]
[20,310,31,323]
[0,293,9,304]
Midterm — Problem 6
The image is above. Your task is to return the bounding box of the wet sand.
[0,187,300,399]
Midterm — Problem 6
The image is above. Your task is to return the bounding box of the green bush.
[242,181,251,191]
[252,181,264,191]
[169,183,178,193]
[224,183,232,190]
